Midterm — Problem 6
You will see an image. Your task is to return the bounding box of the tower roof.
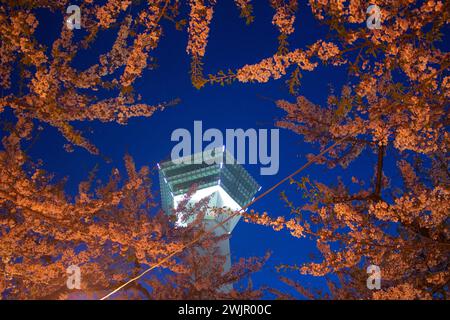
[158,147,260,214]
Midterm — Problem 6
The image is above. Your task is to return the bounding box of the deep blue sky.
[4,1,401,298]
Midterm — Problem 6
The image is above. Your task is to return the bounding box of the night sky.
[8,1,412,298]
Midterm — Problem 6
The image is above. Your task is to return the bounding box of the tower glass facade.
[159,147,260,214]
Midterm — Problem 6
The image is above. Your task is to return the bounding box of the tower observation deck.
[158,147,260,276]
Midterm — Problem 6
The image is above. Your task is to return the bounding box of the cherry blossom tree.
[1,0,448,300]
[0,0,265,300]
[237,0,449,299]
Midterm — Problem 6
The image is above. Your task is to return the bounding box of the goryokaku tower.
[158,146,260,274]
